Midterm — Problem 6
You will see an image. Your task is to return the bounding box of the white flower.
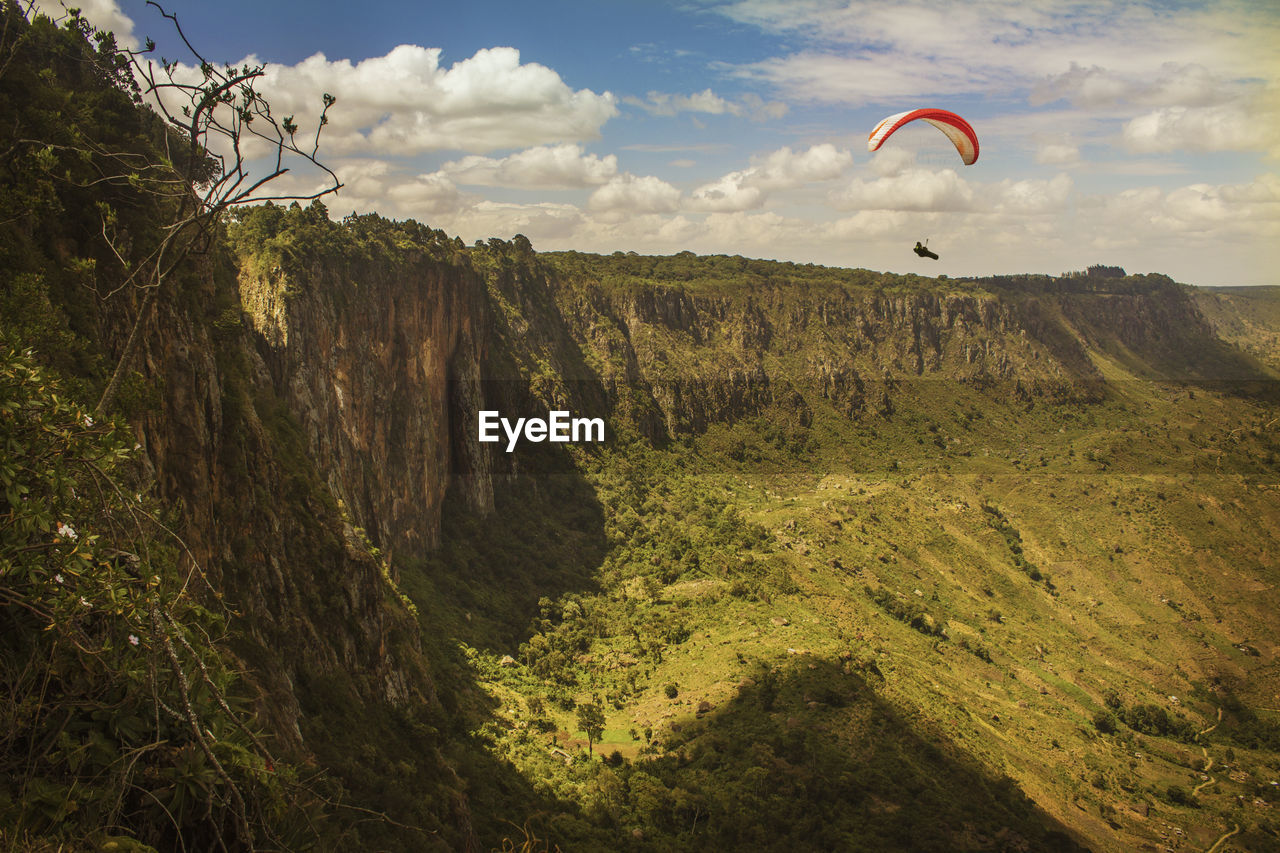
[82,415,94,428]
[128,634,140,646]
[53,573,64,584]
[79,596,89,607]
[56,522,77,541]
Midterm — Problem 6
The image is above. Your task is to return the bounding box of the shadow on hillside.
[476,655,1094,851]
[407,449,608,652]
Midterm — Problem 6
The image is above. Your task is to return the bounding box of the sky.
[38,0,1280,286]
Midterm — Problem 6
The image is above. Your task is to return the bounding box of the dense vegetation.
[0,9,451,850]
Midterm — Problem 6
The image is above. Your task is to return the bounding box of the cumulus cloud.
[866,147,912,177]
[689,174,765,212]
[588,174,682,214]
[449,201,586,242]
[689,144,853,212]
[1085,174,1280,242]
[825,210,914,241]
[832,169,976,212]
[831,168,1071,215]
[295,159,464,219]
[752,144,852,187]
[211,45,618,156]
[1122,89,1280,156]
[991,174,1073,214]
[703,210,808,245]
[33,0,137,48]
[385,172,464,214]
[440,145,618,188]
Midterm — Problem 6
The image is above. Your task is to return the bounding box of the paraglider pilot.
[914,241,939,260]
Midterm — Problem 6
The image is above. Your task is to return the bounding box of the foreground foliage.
[0,344,320,849]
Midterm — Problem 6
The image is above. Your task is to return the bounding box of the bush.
[664,683,679,699]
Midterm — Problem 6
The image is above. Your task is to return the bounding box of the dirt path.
[1192,749,1216,796]
[1194,708,1231,845]
[1205,823,1240,853]
[1198,705,1224,739]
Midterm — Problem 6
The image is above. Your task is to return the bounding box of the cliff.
[237,219,494,557]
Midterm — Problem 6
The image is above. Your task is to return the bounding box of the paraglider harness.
[913,240,939,260]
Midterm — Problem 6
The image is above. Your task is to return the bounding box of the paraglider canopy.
[913,241,939,260]
[869,109,979,165]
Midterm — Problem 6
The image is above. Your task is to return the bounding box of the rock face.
[121,263,436,749]
[240,253,494,557]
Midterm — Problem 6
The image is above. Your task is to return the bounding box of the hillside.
[1196,287,1280,371]
[3,9,1279,852]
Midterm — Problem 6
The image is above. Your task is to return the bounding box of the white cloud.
[1035,142,1080,166]
[33,0,137,49]
[440,145,618,188]
[385,172,463,214]
[625,89,789,120]
[703,210,808,245]
[627,89,735,116]
[825,210,914,241]
[751,144,853,188]
[449,201,586,242]
[1031,62,1232,109]
[868,147,916,177]
[689,144,853,211]
[228,45,617,156]
[588,174,682,214]
[831,168,1071,215]
[689,172,766,212]
[1086,174,1280,242]
[992,174,1073,214]
[715,1,1280,114]
[832,169,975,212]
[289,159,464,219]
[1122,89,1280,156]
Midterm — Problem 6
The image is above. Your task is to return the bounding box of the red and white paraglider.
[868,108,979,260]
[868,108,979,165]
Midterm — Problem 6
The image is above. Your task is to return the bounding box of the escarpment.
[540,265,1136,437]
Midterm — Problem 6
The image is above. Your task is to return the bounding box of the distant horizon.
[38,0,1280,287]
[382,222,1280,288]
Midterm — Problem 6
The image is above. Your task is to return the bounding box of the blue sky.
[44,0,1280,285]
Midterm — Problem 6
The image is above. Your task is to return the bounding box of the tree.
[20,2,342,413]
[577,700,606,757]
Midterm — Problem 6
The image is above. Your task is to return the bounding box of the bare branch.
[81,2,342,413]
